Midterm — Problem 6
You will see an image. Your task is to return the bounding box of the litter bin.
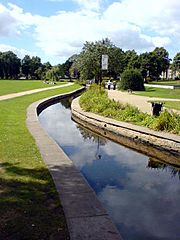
[151,102,163,116]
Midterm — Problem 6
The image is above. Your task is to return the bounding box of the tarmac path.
[108,89,180,115]
[0,82,73,101]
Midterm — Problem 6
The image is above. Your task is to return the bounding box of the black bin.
[151,102,163,116]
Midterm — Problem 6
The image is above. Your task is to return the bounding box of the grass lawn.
[134,87,180,99]
[0,80,66,96]
[163,101,180,111]
[149,80,180,85]
[0,83,80,240]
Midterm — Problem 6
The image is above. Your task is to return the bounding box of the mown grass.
[149,80,180,86]
[0,80,66,96]
[80,85,180,135]
[163,101,180,111]
[134,86,180,99]
[0,83,80,240]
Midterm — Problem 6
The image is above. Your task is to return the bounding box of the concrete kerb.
[26,88,123,240]
[71,97,180,167]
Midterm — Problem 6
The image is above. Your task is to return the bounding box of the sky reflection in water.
[39,100,180,240]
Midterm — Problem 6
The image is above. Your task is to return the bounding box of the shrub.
[80,86,180,135]
[119,68,144,91]
[150,110,180,134]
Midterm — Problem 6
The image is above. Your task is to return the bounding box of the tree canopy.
[0,40,178,82]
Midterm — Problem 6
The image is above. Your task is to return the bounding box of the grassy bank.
[134,87,180,99]
[80,86,180,135]
[0,80,66,96]
[0,84,80,239]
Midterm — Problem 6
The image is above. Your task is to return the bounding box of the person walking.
[113,81,116,90]
[107,80,111,90]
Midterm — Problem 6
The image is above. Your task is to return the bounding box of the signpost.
[101,54,108,70]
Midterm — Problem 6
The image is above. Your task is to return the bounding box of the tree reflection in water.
[76,126,107,160]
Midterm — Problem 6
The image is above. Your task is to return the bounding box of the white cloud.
[34,0,180,60]
[73,0,102,10]
[0,44,35,58]
[0,0,179,63]
[0,3,20,36]
[104,0,180,37]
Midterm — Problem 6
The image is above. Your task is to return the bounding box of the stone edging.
[71,97,180,166]
[26,88,123,240]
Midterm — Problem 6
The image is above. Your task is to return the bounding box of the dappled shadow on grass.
[0,162,69,240]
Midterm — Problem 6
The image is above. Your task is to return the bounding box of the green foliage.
[80,84,108,111]
[45,66,60,82]
[76,38,125,83]
[0,51,21,79]
[119,68,144,91]
[150,110,180,133]
[80,86,180,134]
[21,55,42,79]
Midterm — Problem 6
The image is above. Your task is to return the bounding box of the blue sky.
[0,0,179,65]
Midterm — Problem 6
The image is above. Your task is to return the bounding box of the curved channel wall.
[71,97,180,166]
[26,88,123,240]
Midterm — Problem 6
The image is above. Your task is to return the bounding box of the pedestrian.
[107,80,111,90]
[113,81,116,90]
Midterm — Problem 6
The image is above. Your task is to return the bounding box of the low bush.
[119,68,144,91]
[150,110,180,133]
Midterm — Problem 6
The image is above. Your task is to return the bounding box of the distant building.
[161,68,180,79]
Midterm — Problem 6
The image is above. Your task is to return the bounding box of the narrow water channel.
[38,97,180,240]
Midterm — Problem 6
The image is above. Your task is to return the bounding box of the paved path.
[108,90,180,115]
[0,82,73,101]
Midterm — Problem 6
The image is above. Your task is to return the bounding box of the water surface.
[39,99,180,240]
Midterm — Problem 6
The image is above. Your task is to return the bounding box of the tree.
[138,52,150,79]
[30,56,42,79]
[59,57,75,78]
[21,55,42,79]
[125,50,140,69]
[21,55,31,79]
[150,47,170,79]
[172,53,180,79]
[45,66,60,82]
[107,47,126,79]
[77,38,121,83]
[120,68,144,91]
[0,51,21,79]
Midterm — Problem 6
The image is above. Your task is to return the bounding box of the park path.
[0,82,73,101]
[108,89,180,115]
